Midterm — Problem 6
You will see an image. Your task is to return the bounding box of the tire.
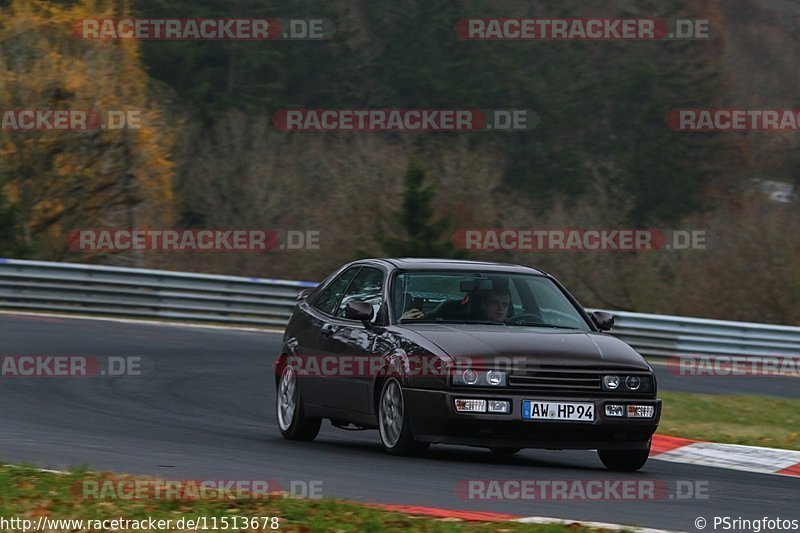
[597,442,650,471]
[377,378,429,455]
[490,447,522,455]
[276,365,321,441]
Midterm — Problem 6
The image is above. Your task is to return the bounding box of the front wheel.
[276,365,321,441]
[597,442,650,471]
[378,378,428,455]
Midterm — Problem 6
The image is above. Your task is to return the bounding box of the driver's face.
[481,293,511,321]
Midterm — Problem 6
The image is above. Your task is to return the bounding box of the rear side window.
[313,267,360,315]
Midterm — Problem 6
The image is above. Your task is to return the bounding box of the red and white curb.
[515,516,679,533]
[650,435,800,478]
[370,436,800,530]
[370,504,680,532]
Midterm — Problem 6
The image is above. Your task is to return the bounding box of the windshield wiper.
[503,321,582,330]
[400,318,504,325]
[400,317,582,329]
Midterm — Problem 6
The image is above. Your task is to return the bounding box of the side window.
[313,267,360,315]
[336,267,384,319]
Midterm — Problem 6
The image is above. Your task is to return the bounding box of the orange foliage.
[0,0,175,260]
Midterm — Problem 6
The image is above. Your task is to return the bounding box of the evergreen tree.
[376,162,466,258]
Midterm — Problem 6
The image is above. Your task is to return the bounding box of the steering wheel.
[507,312,544,324]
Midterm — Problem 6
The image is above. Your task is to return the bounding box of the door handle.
[320,324,336,337]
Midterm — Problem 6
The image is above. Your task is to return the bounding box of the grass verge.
[658,391,800,450]
[0,466,606,532]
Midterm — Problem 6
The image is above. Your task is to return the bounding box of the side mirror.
[296,288,313,302]
[344,301,374,325]
[590,311,615,331]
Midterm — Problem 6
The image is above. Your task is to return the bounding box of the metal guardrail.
[0,258,316,327]
[1,258,799,359]
[588,309,800,359]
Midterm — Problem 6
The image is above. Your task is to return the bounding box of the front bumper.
[403,388,661,450]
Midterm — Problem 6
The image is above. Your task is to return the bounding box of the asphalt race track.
[0,314,797,531]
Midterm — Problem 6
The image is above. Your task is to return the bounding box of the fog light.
[627,405,655,418]
[462,369,479,385]
[605,404,625,417]
[487,400,510,413]
[603,375,620,390]
[455,398,486,412]
[626,375,641,390]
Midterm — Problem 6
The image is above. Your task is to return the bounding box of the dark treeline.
[133,0,735,225]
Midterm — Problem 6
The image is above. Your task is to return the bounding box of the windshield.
[392,271,591,331]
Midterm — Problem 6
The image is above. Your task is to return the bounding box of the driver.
[475,289,512,321]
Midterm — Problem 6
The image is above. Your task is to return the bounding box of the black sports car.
[274,258,661,471]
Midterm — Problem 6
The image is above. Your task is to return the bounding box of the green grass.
[0,466,606,532]
[658,391,800,450]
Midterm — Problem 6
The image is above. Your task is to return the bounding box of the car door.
[296,266,361,409]
[329,266,387,414]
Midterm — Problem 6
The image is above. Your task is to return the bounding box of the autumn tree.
[0,0,174,264]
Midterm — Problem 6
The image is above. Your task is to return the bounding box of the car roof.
[362,258,546,275]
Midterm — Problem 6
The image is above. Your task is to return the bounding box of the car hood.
[396,323,649,369]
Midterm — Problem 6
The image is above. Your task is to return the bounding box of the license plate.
[522,400,595,422]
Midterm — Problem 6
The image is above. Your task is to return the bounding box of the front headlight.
[452,370,507,386]
[602,374,652,392]
[602,375,620,390]
[486,370,504,386]
[462,369,479,385]
[625,375,641,390]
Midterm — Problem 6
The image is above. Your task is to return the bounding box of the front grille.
[508,367,602,393]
